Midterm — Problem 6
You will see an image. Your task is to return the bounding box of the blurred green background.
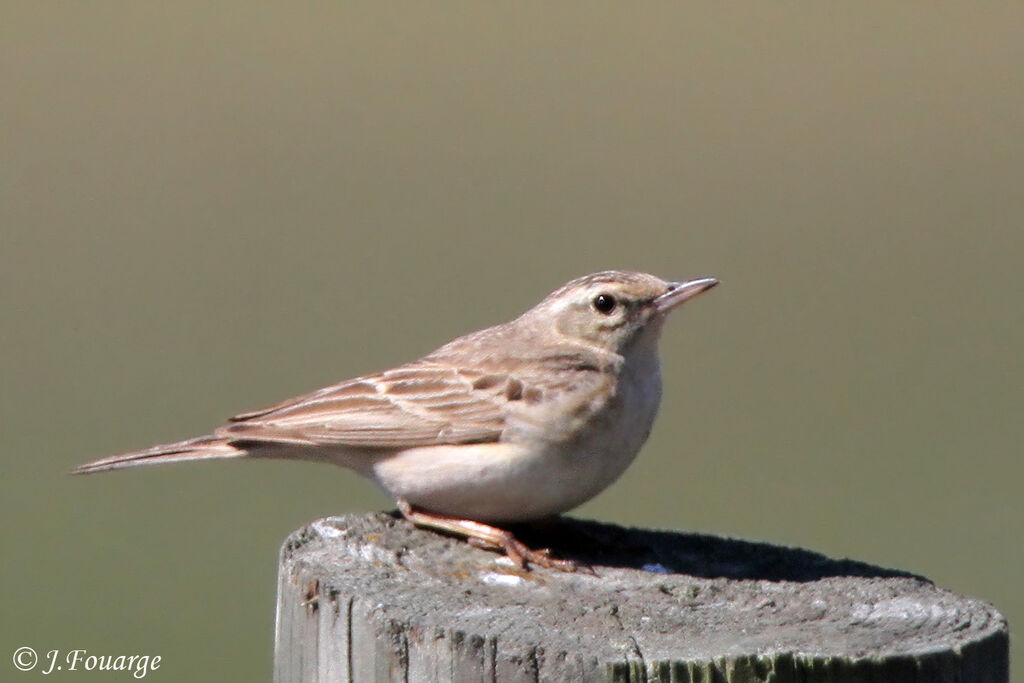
[2,3,1021,680]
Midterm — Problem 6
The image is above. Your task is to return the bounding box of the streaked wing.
[216,362,516,449]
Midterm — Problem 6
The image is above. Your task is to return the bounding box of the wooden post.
[274,512,1008,682]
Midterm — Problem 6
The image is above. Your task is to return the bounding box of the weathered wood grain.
[275,512,1008,682]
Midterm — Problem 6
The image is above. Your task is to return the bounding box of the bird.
[74,271,717,570]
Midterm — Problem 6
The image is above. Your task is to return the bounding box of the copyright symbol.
[13,646,37,671]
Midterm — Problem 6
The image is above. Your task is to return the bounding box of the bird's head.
[526,271,718,355]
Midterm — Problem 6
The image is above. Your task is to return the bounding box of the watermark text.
[12,647,161,678]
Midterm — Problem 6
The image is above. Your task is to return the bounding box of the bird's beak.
[653,277,719,313]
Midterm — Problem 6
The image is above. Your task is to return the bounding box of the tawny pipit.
[75,271,717,570]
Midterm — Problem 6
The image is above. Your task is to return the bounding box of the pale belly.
[367,362,662,523]
[368,440,628,522]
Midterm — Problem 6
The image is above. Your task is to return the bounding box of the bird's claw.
[502,536,577,572]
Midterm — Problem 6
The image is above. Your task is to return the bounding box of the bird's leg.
[396,500,577,572]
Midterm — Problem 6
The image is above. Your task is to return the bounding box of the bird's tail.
[71,436,246,475]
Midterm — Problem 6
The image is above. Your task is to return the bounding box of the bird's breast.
[568,350,662,489]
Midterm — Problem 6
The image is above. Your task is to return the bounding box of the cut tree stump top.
[275,512,1008,682]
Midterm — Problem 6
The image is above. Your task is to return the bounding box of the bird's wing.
[215,362,529,449]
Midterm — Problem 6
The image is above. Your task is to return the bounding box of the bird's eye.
[592,293,617,314]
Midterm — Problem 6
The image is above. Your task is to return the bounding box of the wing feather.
[218,362,511,449]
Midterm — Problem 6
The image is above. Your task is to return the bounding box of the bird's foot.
[397,499,579,572]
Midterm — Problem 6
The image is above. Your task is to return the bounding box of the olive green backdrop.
[3,3,1021,680]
